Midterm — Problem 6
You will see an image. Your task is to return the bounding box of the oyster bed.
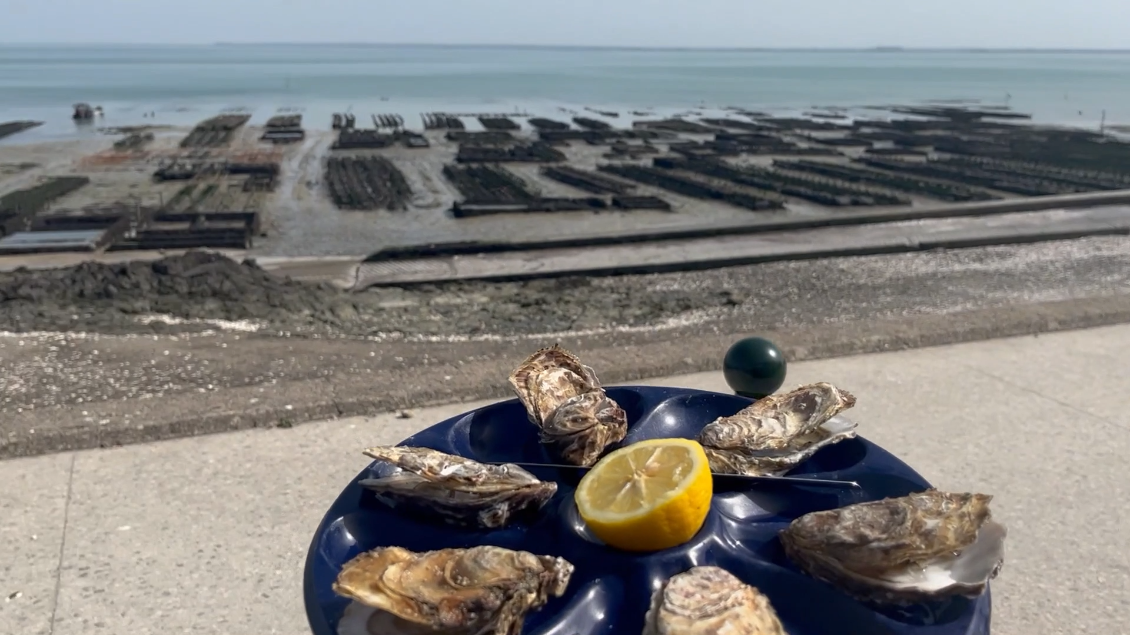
[304,384,998,635]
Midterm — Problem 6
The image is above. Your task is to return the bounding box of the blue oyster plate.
[303,386,992,635]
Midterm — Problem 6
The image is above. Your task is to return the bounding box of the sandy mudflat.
[0,121,906,259]
[0,128,190,213]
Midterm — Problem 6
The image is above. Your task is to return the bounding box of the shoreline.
[3,102,1130,262]
[2,103,1121,147]
[3,102,1130,360]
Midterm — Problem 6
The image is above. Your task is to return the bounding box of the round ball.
[723,337,787,399]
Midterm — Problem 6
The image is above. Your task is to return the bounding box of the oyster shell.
[508,345,628,466]
[333,545,574,635]
[779,489,1007,605]
[698,382,858,476]
[359,446,557,529]
[337,601,472,635]
[643,566,788,635]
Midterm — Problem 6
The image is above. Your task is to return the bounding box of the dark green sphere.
[723,337,787,399]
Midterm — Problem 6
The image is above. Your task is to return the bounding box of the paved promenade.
[3,325,1129,635]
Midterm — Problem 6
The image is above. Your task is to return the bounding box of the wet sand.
[0,119,951,259]
[233,126,818,256]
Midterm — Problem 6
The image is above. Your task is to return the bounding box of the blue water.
[2,44,1130,141]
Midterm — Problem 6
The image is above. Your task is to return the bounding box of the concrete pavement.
[356,207,1130,286]
[3,325,1130,635]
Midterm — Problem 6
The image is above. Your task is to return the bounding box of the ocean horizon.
[3,44,1130,143]
[9,42,1130,52]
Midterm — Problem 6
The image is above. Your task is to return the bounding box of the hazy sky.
[2,0,1128,49]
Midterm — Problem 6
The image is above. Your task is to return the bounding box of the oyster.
[359,446,557,529]
[779,489,1007,605]
[643,566,788,635]
[698,382,858,476]
[333,545,574,635]
[337,602,471,635]
[508,345,628,466]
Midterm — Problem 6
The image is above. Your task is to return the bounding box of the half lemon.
[574,438,713,552]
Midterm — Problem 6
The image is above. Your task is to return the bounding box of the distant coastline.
[211,44,1130,54]
[5,42,1130,54]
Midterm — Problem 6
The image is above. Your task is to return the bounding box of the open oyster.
[333,545,574,635]
[698,382,858,476]
[359,446,557,529]
[643,566,788,635]
[508,345,628,466]
[337,602,470,635]
[779,489,1007,605]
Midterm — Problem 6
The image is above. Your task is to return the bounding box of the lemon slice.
[574,438,713,552]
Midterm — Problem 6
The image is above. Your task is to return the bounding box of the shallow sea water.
[2,44,1130,142]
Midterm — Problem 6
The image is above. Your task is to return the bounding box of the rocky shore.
[3,236,1130,341]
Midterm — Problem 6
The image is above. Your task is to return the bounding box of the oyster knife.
[491,461,860,490]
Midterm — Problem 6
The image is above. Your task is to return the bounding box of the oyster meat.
[643,566,788,635]
[698,382,858,476]
[359,446,558,529]
[333,545,574,635]
[509,345,628,466]
[779,489,1007,605]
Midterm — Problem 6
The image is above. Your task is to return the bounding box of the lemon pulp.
[574,438,712,552]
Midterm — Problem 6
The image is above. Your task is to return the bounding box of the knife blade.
[490,461,860,490]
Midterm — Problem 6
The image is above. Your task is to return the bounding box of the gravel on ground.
[3,236,1130,339]
[3,236,1130,458]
